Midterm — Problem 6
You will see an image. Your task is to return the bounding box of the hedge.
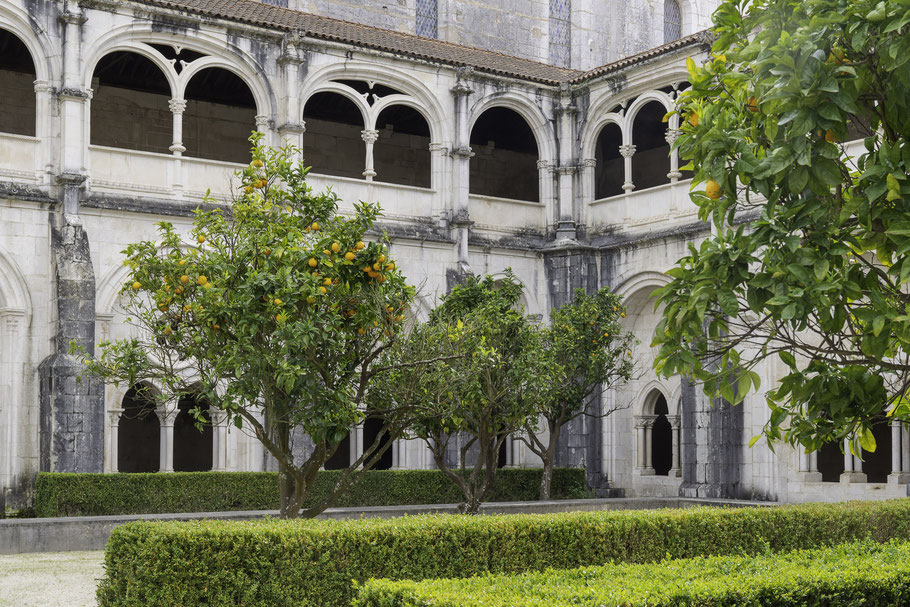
[98,499,910,607]
[34,468,588,517]
[355,540,910,606]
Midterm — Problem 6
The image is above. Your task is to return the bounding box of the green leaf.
[859,427,877,452]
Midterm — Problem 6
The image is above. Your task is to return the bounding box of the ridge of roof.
[131,0,710,86]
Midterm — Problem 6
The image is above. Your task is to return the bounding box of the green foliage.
[355,540,910,607]
[33,468,587,517]
[99,499,910,606]
[77,134,417,517]
[372,271,540,513]
[654,0,910,453]
[520,288,636,498]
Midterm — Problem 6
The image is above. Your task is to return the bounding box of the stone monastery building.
[1,0,907,508]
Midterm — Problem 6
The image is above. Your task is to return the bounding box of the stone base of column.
[840,471,868,484]
[800,471,823,482]
[554,220,577,241]
[669,468,681,478]
[888,472,910,485]
[637,468,656,476]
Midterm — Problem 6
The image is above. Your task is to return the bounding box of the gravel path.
[0,551,104,607]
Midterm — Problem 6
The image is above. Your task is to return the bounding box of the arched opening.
[302,92,365,179]
[323,432,351,470]
[594,122,623,199]
[173,393,213,472]
[363,412,393,470]
[470,107,540,202]
[118,385,160,473]
[0,29,36,137]
[91,51,172,153]
[373,105,432,188]
[664,0,682,42]
[817,441,845,482]
[183,67,257,163]
[631,101,671,191]
[651,393,672,476]
[862,419,892,483]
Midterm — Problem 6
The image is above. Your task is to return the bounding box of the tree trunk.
[539,421,561,501]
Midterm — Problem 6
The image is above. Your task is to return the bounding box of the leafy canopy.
[654,0,910,454]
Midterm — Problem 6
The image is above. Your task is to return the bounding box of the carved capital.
[255,114,272,130]
[56,171,87,187]
[619,144,637,158]
[428,142,449,154]
[581,158,597,168]
[58,87,91,101]
[665,129,681,146]
[168,98,187,114]
[33,80,54,94]
[536,160,552,171]
[451,145,474,159]
[278,122,306,135]
[361,129,379,144]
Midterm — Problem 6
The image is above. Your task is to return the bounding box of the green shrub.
[34,468,588,517]
[355,540,910,606]
[98,499,910,607]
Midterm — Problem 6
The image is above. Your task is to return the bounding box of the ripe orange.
[824,129,838,143]
[319,286,327,295]
[264,249,271,256]
[356,241,365,250]
[308,258,318,268]
[252,159,263,168]
[312,222,320,231]
[180,275,189,284]
[323,278,332,286]
[373,262,381,271]
[345,252,355,261]
[386,262,395,270]
[178,259,186,266]
[276,314,283,322]
[197,235,206,244]
[245,186,254,194]
[274,298,283,305]
[377,254,386,263]
[197,275,208,286]
[307,296,316,304]
[688,112,699,128]
[132,281,141,290]
[705,180,723,200]
[323,249,331,256]
[331,242,341,252]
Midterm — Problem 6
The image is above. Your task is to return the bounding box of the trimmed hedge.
[34,468,588,517]
[98,499,910,607]
[355,540,910,606]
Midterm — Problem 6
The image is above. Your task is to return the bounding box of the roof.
[571,31,712,84]
[134,0,709,86]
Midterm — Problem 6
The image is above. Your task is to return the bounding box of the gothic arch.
[624,91,674,144]
[299,62,450,144]
[302,82,371,129]
[176,55,271,116]
[468,94,555,163]
[0,5,59,83]
[581,114,625,162]
[0,246,32,322]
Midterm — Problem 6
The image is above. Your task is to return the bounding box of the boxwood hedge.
[98,499,910,607]
[35,467,588,517]
[355,540,910,606]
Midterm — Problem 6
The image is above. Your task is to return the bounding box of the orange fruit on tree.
[312,222,320,231]
[307,295,316,304]
[180,275,189,284]
[345,252,355,261]
[356,241,365,250]
[197,235,206,244]
[319,286,327,294]
[331,242,341,252]
[688,112,699,128]
[705,180,723,200]
[197,275,208,285]
[358,327,366,335]
[132,281,141,290]
[377,254,386,263]
[308,258,318,268]
[252,159,263,168]
[824,129,838,143]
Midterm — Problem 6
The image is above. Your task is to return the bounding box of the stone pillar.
[350,422,365,467]
[1,311,27,497]
[34,80,55,182]
[106,408,123,473]
[361,129,379,181]
[211,409,228,472]
[635,417,647,472]
[168,99,187,156]
[429,142,450,220]
[800,446,822,481]
[58,2,88,203]
[841,438,867,483]
[888,421,910,484]
[158,408,177,473]
[666,129,682,182]
[903,425,910,476]
[579,158,597,226]
[256,115,272,146]
[554,94,577,240]
[38,213,105,475]
[668,414,681,477]
[619,144,636,192]
[450,75,474,274]
[278,32,306,154]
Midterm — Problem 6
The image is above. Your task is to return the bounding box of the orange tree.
[80,135,418,518]
[654,0,910,455]
[519,288,635,500]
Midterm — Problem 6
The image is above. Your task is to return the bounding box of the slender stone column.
[641,415,657,475]
[450,75,474,273]
[801,446,822,481]
[619,144,636,192]
[255,114,272,146]
[278,32,306,154]
[903,425,910,475]
[168,99,187,156]
[158,408,177,473]
[841,438,867,483]
[361,129,379,181]
[211,409,228,471]
[554,95,577,239]
[666,129,682,182]
[668,415,681,477]
[106,409,124,473]
[888,421,910,484]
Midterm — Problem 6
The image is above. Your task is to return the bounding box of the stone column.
[554,96,577,240]
[634,417,648,472]
[800,446,822,481]
[903,425,910,476]
[429,142,450,220]
[278,32,306,154]
[350,422,365,468]
[106,408,124,473]
[158,408,177,473]
[841,438,867,483]
[642,415,657,475]
[211,409,228,471]
[361,129,379,181]
[1,311,26,494]
[168,99,187,156]
[668,415,681,477]
[619,144,636,193]
[450,75,474,274]
[579,158,597,225]
[34,80,55,182]
[888,421,910,484]
[58,2,89,203]
[256,115,272,146]
[666,129,682,182]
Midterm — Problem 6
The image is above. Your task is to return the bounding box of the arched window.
[0,29,36,137]
[651,394,672,476]
[664,0,682,43]
[183,67,257,163]
[303,92,366,179]
[91,51,172,153]
[594,122,623,199]
[374,105,432,188]
[118,385,160,473]
[631,101,671,191]
[173,393,213,472]
[470,107,540,202]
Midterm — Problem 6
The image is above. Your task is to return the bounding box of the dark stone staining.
[39,214,104,474]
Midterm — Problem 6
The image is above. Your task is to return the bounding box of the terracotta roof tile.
[133,0,709,85]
